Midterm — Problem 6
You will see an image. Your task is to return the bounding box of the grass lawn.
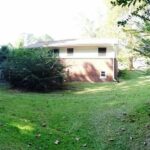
[0,71,150,150]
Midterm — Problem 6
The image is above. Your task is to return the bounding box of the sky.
[0,0,108,45]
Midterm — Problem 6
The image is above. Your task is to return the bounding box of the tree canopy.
[111,0,150,58]
[81,0,127,38]
[111,0,150,25]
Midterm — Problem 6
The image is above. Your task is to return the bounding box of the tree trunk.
[129,56,134,70]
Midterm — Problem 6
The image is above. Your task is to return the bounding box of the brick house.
[28,39,118,82]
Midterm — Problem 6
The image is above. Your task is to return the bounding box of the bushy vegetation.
[0,46,10,81]
[118,69,145,80]
[2,48,65,92]
[0,46,9,63]
[118,69,130,79]
[145,67,150,75]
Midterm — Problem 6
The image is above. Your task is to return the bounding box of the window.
[98,48,106,56]
[67,48,74,56]
[100,71,106,79]
[53,48,59,56]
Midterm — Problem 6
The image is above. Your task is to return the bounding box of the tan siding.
[59,46,115,59]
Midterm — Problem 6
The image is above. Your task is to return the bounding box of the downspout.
[113,43,119,82]
[113,58,115,81]
[113,58,119,82]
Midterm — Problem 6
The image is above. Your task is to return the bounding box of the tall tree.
[81,0,128,38]
[112,0,150,60]
[118,25,140,70]
[133,21,150,57]
[15,33,53,48]
[111,0,150,25]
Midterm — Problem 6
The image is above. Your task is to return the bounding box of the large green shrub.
[0,46,9,63]
[2,48,65,92]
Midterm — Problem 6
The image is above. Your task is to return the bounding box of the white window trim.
[67,48,74,56]
[53,48,60,57]
[98,47,107,57]
[100,71,107,79]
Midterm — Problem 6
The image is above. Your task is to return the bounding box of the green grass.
[0,71,150,150]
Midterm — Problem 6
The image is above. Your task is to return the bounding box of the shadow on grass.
[118,70,146,80]
[0,117,70,150]
[71,74,150,95]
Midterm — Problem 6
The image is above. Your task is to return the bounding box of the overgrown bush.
[118,69,129,79]
[145,68,150,75]
[0,46,10,81]
[0,46,9,63]
[2,48,66,92]
[118,69,145,80]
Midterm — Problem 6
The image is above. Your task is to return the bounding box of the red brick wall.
[61,58,114,82]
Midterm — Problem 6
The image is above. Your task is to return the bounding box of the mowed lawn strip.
[0,71,150,150]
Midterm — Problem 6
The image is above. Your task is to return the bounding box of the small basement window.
[100,71,107,79]
[53,48,59,56]
[67,48,74,56]
[98,48,106,56]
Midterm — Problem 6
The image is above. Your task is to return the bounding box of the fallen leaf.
[54,140,60,145]
[83,144,87,147]
[75,137,80,141]
[108,138,114,141]
[122,112,127,116]
[130,136,133,140]
[145,124,150,129]
[35,133,41,138]
[144,142,147,146]
[120,128,126,132]
[42,123,47,127]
